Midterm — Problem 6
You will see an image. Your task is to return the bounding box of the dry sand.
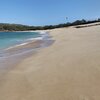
[0,25,100,100]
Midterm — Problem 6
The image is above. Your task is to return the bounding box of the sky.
[0,0,100,26]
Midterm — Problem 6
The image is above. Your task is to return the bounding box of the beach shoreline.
[0,30,54,70]
[0,24,100,100]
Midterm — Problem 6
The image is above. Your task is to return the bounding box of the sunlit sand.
[0,24,100,100]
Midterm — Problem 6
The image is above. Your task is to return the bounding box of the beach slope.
[0,25,100,100]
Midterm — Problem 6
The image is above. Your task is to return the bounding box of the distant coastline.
[0,19,100,32]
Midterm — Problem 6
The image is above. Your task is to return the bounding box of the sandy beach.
[0,24,100,100]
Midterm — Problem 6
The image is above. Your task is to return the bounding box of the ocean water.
[0,31,54,68]
[0,31,42,50]
[0,31,54,58]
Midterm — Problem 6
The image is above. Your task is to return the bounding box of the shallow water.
[0,31,41,50]
[0,31,54,69]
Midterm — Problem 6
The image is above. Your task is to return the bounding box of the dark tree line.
[0,18,100,31]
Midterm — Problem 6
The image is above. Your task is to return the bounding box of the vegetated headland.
[0,18,100,31]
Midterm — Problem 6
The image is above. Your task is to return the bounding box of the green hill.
[0,19,100,31]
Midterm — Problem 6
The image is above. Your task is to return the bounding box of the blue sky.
[0,0,100,26]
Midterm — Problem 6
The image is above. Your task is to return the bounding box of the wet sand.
[0,24,100,100]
